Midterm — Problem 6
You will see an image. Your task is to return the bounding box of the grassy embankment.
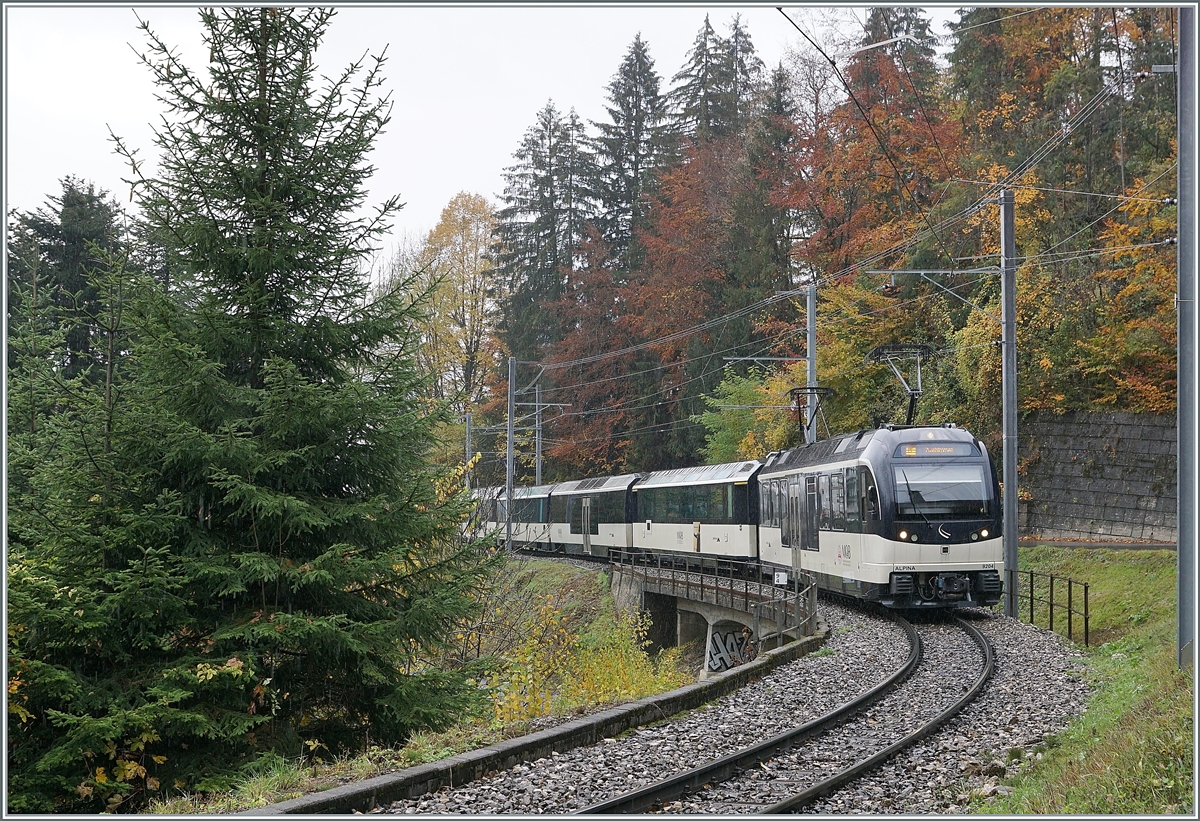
[979,545,1193,815]
[148,557,694,814]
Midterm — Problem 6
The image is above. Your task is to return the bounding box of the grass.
[978,545,1194,815]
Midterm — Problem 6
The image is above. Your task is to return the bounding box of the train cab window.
[893,464,991,518]
[831,473,846,531]
[860,466,880,521]
[818,474,832,530]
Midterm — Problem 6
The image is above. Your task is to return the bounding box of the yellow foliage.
[490,599,690,724]
[194,656,252,683]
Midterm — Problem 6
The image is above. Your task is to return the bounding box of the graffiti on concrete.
[706,626,756,672]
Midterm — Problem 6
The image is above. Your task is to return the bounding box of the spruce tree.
[669,15,763,143]
[6,178,126,382]
[669,15,723,141]
[590,33,674,274]
[494,101,596,362]
[8,8,495,811]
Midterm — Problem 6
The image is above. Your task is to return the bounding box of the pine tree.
[669,15,764,142]
[494,101,596,362]
[591,33,674,272]
[8,9,496,811]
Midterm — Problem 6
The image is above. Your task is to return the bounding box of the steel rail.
[760,615,995,814]
[573,612,921,815]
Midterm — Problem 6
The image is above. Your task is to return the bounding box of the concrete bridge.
[609,553,818,678]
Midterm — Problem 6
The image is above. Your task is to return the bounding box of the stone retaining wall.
[1018,410,1177,542]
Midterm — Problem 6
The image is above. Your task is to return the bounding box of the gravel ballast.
[369,603,1088,815]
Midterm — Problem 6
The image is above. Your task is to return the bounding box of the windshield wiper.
[901,469,934,527]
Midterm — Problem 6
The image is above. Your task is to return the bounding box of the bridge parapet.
[610,550,818,674]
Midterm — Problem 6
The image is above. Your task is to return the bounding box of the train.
[472,423,1004,609]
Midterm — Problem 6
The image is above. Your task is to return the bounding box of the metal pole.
[1001,189,1020,618]
[806,281,817,444]
[1178,5,1196,669]
[506,356,515,552]
[465,411,472,490]
[535,384,543,486]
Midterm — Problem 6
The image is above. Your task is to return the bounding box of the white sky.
[3,3,962,254]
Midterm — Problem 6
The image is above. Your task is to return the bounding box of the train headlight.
[898,530,908,541]
[980,528,990,539]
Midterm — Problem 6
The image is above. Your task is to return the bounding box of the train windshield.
[892,464,991,519]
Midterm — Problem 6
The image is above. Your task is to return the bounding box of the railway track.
[576,613,994,815]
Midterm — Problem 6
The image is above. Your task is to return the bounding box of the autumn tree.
[541,226,642,476]
[402,192,502,414]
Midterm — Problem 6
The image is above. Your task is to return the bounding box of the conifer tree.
[8,8,496,811]
[669,15,764,142]
[590,33,674,272]
[669,15,724,141]
[494,101,596,362]
[6,178,126,382]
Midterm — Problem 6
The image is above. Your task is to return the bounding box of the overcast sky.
[4,3,961,254]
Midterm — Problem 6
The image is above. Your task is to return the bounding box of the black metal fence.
[1003,568,1091,647]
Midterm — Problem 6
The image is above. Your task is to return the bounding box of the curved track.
[576,614,993,815]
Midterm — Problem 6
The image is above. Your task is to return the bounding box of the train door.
[787,476,802,548]
[803,475,819,551]
[581,496,592,555]
[785,476,800,570]
[845,467,863,572]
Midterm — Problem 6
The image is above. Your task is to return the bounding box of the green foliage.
[698,367,797,463]
[144,558,691,813]
[7,8,497,812]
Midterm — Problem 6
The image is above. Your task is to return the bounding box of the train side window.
[569,497,583,533]
[760,479,771,526]
[831,473,846,531]
[818,474,832,530]
[845,468,860,530]
[550,495,568,524]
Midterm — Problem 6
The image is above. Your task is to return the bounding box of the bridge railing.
[610,549,819,645]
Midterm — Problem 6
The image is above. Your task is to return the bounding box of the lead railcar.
[756,423,1004,608]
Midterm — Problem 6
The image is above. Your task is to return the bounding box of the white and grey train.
[474,424,1004,609]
